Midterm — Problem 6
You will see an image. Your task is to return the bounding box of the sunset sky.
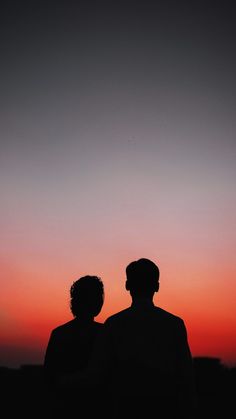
[1,1,236,368]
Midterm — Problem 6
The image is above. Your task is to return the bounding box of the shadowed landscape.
[0,357,235,418]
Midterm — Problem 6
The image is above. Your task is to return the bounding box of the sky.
[1,0,236,368]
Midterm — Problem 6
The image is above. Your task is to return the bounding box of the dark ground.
[0,357,235,418]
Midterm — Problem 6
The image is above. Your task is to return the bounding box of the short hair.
[70,275,104,318]
[126,258,159,296]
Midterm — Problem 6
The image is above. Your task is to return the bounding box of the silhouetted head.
[125,258,159,299]
[70,275,104,319]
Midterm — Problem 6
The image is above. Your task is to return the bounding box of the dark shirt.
[44,318,103,417]
[99,300,196,418]
[44,318,103,377]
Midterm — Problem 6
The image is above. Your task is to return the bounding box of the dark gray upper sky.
[1,0,236,254]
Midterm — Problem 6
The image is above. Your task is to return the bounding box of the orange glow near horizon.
[1,244,236,368]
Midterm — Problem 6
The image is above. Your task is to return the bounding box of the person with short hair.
[100,258,197,418]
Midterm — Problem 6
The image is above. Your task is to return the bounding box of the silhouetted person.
[96,258,197,419]
[43,275,104,418]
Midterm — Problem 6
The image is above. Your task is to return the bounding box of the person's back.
[44,275,104,417]
[44,317,103,376]
[102,259,196,419]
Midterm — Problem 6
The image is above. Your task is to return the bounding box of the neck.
[75,315,94,322]
[131,296,154,306]
[130,291,155,302]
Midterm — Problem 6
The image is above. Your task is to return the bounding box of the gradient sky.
[1,1,236,368]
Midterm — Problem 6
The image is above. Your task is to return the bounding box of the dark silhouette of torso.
[102,300,195,418]
[43,275,104,418]
[44,318,103,376]
[44,319,103,418]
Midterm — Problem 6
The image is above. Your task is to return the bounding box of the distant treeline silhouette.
[0,357,235,418]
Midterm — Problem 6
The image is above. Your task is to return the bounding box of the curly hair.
[70,275,104,318]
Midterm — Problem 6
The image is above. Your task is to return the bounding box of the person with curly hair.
[44,275,104,417]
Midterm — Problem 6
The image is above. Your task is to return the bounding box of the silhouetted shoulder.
[51,319,76,335]
[51,319,103,338]
[154,306,185,323]
[104,307,131,323]
[105,305,184,326]
[44,319,104,375]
